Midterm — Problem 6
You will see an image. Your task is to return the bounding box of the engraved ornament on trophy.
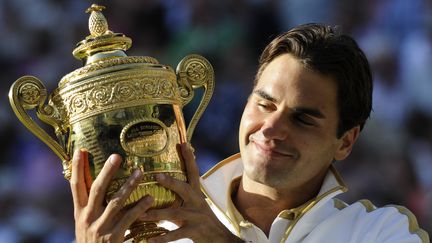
[8,4,214,242]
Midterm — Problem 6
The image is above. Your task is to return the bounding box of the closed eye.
[292,113,317,126]
[257,101,274,111]
[253,90,277,112]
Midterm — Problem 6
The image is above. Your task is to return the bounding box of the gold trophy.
[8,4,214,242]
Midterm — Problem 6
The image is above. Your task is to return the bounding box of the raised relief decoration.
[8,3,214,242]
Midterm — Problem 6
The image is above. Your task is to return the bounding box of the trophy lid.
[59,4,162,87]
[73,4,131,62]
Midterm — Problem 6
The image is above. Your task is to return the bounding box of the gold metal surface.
[8,4,214,242]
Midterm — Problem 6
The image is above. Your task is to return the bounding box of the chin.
[244,168,286,188]
[243,155,295,187]
[244,167,267,184]
[244,160,276,183]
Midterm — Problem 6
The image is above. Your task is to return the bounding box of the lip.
[252,141,295,158]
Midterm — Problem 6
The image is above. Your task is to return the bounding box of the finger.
[87,154,122,210]
[116,195,154,235]
[70,149,89,212]
[155,174,194,203]
[180,143,200,191]
[99,169,143,223]
[82,149,93,194]
[140,207,198,222]
[147,227,193,243]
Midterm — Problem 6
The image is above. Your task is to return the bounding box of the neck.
[233,170,327,236]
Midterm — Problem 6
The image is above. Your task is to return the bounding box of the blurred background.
[0,0,431,242]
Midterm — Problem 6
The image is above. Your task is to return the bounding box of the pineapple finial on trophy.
[9,3,215,241]
[86,4,109,37]
[72,3,132,62]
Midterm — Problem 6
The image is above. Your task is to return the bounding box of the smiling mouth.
[252,141,296,158]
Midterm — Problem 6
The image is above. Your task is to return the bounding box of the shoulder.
[200,153,243,205]
[321,198,429,243]
[201,153,242,180]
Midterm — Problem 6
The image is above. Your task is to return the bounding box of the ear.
[334,126,360,161]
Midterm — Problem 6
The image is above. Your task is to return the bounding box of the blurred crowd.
[0,0,431,242]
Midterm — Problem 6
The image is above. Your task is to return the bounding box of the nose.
[260,112,289,140]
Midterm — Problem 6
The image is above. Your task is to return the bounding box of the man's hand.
[142,143,243,243]
[70,149,154,243]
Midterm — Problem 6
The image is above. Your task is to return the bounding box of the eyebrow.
[253,89,277,102]
[292,107,326,119]
[253,89,326,119]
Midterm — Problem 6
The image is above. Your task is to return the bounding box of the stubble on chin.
[243,160,286,188]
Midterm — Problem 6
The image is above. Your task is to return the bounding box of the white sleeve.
[374,205,429,243]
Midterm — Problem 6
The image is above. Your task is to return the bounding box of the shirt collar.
[201,153,347,230]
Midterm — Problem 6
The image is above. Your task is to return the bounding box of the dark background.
[0,0,431,242]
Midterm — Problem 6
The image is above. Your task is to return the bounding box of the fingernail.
[132,169,142,179]
[73,149,81,160]
[145,195,153,203]
[155,173,165,180]
[140,213,147,220]
[186,143,195,153]
[74,148,89,162]
[108,154,121,166]
[108,154,115,165]
[79,149,88,160]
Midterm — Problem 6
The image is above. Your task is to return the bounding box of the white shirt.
[199,153,429,243]
[122,154,429,242]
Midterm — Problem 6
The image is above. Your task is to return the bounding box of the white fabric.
[123,154,428,243]
[199,154,428,243]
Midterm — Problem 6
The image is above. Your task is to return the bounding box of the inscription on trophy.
[8,4,215,241]
[120,119,168,157]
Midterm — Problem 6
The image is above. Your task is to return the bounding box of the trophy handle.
[9,76,70,173]
[176,54,215,142]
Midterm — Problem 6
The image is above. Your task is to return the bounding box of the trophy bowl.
[8,4,214,242]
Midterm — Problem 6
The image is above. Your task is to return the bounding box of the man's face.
[239,54,357,190]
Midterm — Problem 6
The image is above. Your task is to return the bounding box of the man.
[70,24,429,242]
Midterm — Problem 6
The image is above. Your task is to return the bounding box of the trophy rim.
[59,55,164,87]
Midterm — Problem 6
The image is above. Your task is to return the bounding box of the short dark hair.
[255,23,373,137]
